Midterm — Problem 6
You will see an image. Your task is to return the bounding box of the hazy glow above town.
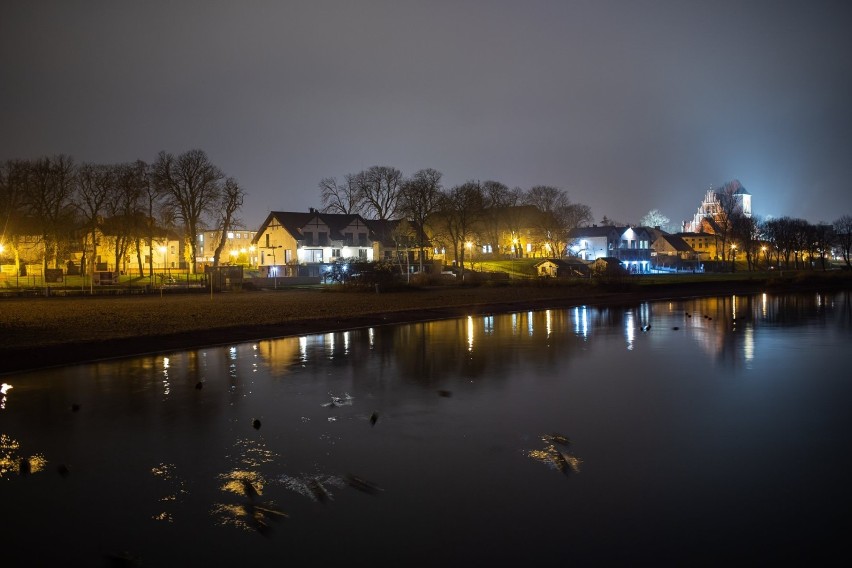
[1,2,850,227]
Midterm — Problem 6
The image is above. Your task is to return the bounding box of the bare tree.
[399,168,442,271]
[210,178,247,268]
[0,159,31,274]
[731,213,760,271]
[74,163,113,277]
[153,149,224,274]
[707,183,747,270]
[479,180,512,256]
[811,223,835,271]
[525,186,592,257]
[833,215,852,268]
[319,174,364,215]
[136,161,165,278]
[640,209,671,231]
[438,181,485,275]
[25,155,76,270]
[500,187,529,257]
[357,166,403,220]
[106,162,149,274]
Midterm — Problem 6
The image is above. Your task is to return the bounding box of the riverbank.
[2,272,849,374]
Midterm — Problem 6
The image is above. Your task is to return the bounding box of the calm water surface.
[2,292,850,566]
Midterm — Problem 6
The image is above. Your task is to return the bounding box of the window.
[332,249,341,257]
[358,233,368,246]
[228,232,234,239]
[307,249,322,262]
[285,249,293,263]
[304,232,314,245]
[265,234,270,248]
[359,249,367,259]
[345,232,353,245]
[319,232,328,245]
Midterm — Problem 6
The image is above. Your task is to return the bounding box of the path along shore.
[2,275,849,375]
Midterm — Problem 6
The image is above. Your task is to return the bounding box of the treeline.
[319,165,593,270]
[698,185,851,270]
[0,150,245,275]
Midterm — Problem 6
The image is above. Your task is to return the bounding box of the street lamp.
[266,245,282,289]
[730,243,737,272]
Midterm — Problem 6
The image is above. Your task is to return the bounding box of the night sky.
[2,0,851,229]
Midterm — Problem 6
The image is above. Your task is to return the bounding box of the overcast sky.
[2,0,851,229]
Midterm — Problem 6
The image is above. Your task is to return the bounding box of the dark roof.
[364,218,428,247]
[658,235,693,252]
[534,258,589,268]
[569,226,619,238]
[676,231,714,238]
[254,211,368,242]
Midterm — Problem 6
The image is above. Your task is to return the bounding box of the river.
[1,291,850,566]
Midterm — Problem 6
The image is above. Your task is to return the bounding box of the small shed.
[535,258,590,278]
[591,257,627,276]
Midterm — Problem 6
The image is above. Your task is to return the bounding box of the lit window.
[228,232,234,239]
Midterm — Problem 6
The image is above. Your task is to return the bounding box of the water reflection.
[0,434,47,477]
[1,382,11,410]
[528,433,582,476]
[243,292,852,380]
[1,291,849,565]
[213,437,285,533]
[151,462,188,523]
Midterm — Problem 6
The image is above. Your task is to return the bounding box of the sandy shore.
[1,278,846,374]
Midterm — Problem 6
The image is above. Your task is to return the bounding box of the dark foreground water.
[2,291,851,566]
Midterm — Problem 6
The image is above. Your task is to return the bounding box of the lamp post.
[730,243,737,273]
[761,245,768,270]
[266,245,282,289]
[159,245,168,279]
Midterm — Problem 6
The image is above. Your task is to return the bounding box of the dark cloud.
[2,0,851,227]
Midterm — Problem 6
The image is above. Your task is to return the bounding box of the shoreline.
[2,278,848,375]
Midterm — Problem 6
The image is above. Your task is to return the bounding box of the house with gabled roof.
[253,209,375,276]
[534,258,590,278]
[569,225,653,272]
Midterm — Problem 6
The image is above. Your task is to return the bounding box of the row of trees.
[319,166,593,271]
[0,150,245,276]
[694,184,851,270]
